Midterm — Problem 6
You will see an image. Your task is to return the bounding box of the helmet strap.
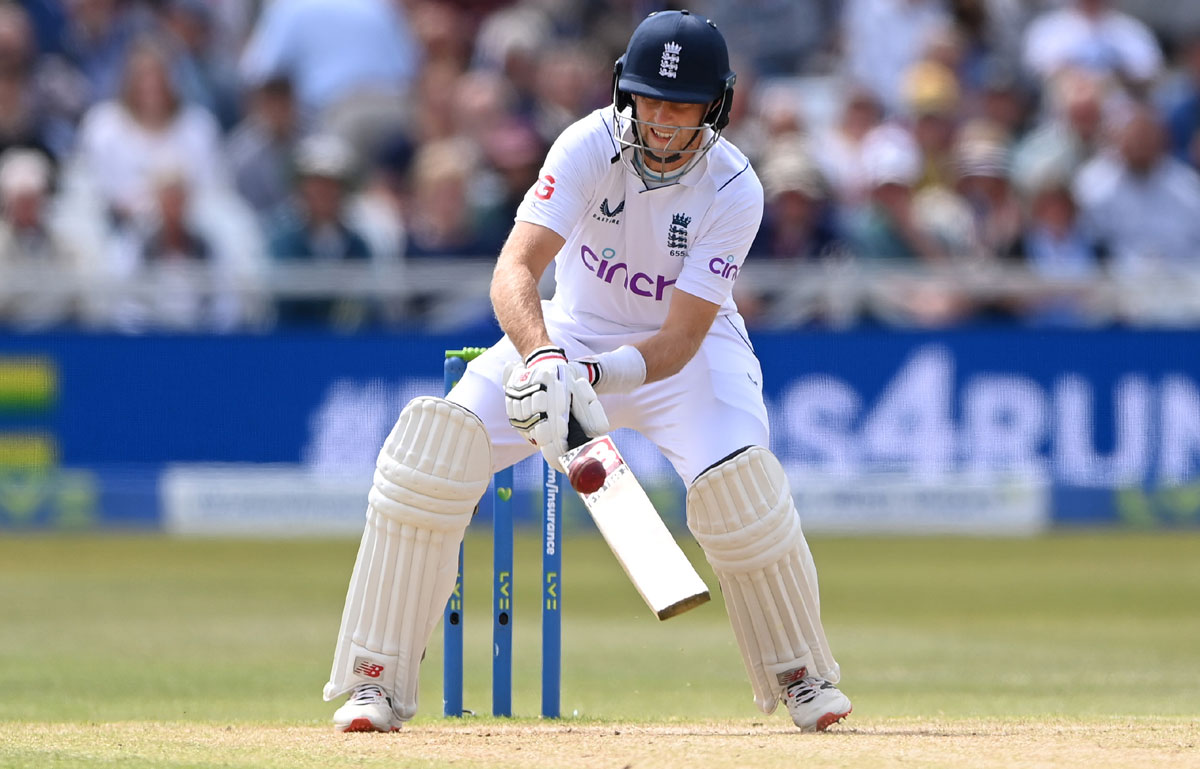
[643,149,684,165]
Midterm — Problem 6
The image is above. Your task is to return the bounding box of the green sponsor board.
[0,357,57,412]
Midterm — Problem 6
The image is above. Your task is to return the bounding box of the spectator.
[57,0,153,106]
[1011,68,1109,193]
[753,141,844,260]
[471,2,551,115]
[473,120,545,253]
[815,85,884,210]
[349,134,413,266]
[902,59,962,190]
[947,0,1026,91]
[1022,0,1162,96]
[240,0,419,155]
[846,124,946,261]
[410,1,474,72]
[849,125,980,324]
[104,168,209,331]
[141,168,210,265]
[841,0,949,114]
[156,0,242,129]
[0,149,82,328]
[451,69,519,149]
[227,77,298,221]
[1074,105,1200,275]
[758,97,807,154]
[955,126,1022,259]
[1019,171,1105,325]
[345,134,413,327]
[974,58,1033,143]
[0,3,85,159]
[921,23,968,84]
[71,38,227,226]
[404,137,491,258]
[721,76,805,170]
[269,134,373,328]
[0,59,55,166]
[1163,34,1200,170]
[530,42,606,144]
[412,58,463,143]
[89,159,261,333]
[1024,174,1103,277]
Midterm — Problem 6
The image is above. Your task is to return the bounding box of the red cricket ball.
[568,456,606,494]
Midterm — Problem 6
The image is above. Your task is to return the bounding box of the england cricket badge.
[668,212,690,258]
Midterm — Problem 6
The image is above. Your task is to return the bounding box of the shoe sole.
[815,705,852,732]
[340,718,399,733]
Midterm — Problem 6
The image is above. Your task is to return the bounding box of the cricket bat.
[560,419,711,620]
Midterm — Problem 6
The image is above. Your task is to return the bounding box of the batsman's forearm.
[635,327,705,384]
[491,262,553,358]
[631,289,718,384]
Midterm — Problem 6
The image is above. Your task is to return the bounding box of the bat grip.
[566,413,590,450]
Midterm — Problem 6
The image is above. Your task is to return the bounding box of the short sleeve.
[674,167,764,306]
[514,112,612,240]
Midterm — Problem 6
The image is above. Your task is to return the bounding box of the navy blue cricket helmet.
[611,10,736,184]
[615,9,735,128]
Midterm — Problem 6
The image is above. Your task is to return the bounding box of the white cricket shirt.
[515,106,764,334]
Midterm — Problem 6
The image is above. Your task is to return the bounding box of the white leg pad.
[323,396,492,721]
[686,446,840,714]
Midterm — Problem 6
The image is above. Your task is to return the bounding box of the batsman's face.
[631,95,708,169]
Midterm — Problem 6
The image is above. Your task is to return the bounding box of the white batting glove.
[504,346,610,472]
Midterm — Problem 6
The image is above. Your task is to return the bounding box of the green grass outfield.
[0,532,1198,768]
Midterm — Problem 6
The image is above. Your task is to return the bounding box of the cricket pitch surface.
[4,718,1198,769]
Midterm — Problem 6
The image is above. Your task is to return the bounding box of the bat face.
[561,435,710,620]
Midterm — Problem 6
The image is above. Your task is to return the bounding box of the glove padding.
[504,346,610,472]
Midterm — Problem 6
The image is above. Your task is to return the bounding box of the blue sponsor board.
[1,328,1199,530]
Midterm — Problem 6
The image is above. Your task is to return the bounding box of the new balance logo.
[659,42,681,78]
[353,658,385,678]
[593,197,625,224]
[667,212,690,257]
[777,667,809,686]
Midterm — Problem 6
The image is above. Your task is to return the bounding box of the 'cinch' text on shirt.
[580,244,677,301]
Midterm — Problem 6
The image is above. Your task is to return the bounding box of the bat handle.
[566,413,590,450]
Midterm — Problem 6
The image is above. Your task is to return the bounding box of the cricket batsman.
[323,9,852,732]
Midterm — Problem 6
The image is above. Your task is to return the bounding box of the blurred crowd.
[1,0,1200,332]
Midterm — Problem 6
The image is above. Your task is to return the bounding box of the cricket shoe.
[333,684,401,732]
[783,675,852,732]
